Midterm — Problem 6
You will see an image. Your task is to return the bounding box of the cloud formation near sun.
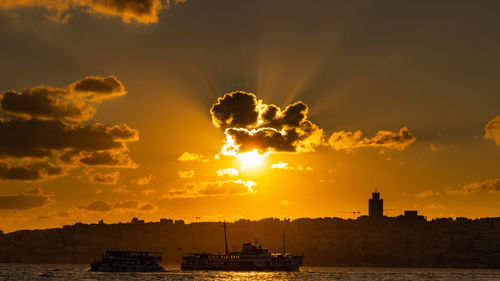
[211,91,324,156]
[210,91,416,157]
[0,75,138,183]
[0,0,186,23]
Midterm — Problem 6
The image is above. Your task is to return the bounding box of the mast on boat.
[223,221,229,255]
[282,231,285,254]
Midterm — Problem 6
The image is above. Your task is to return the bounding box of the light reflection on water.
[0,264,498,280]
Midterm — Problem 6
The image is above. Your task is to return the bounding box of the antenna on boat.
[223,220,228,255]
[282,231,285,254]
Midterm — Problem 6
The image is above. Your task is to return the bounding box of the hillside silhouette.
[0,216,499,268]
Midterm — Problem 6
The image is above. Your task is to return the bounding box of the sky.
[0,0,499,233]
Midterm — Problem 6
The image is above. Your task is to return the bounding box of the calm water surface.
[0,264,498,280]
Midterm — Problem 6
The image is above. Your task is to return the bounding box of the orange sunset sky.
[0,0,499,233]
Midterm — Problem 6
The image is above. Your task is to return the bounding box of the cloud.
[111,187,129,193]
[79,200,112,211]
[178,170,194,179]
[0,187,53,210]
[271,162,312,171]
[0,119,137,158]
[85,169,120,185]
[429,144,442,152]
[280,200,289,206]
[484,116,500,146]
[447,178,500,195]
[0,87,95,121]
[328,127,416,152]
[463,178,500,194]
[177,152,207,162]
[415,190,439,198]
[163,180,256,199]
[216,168,238,177]
[211,91,415,156]
[426,203,447,210]
[0,0,187,24]
[79,151,137,168]
[114,200,139,209]
[79,200,157,212]
[69,75,126,102]
[0,76,139,183]
[132,175,152,185]
[0,161,63,181]
[211,91,324,155]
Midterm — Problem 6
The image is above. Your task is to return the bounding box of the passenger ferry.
[90,249,164,272]
[181,222,304,271]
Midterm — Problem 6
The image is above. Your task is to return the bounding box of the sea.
[0,264,498,281]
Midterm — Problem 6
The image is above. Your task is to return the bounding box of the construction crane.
[337,211,361,219]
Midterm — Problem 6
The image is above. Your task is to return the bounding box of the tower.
[369,192,383,217]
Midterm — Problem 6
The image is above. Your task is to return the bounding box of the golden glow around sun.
[237,149,267,169]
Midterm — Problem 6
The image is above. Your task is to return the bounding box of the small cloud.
[0,187,53,210]
[446,178,500,195]
[79,151,138,168]
[111,187,129,193]
[280,200,289,206]
[0,161,63,182]
[426,203,447,210]
[271,162,312,172]
[177,152,207,162]
[79,200,112,211]
[429,143,443,152]
[216,168,239,177]
[79,200,157,213]
[132,175,152,185]
[114,200,139,209]
[141,189,155,195]
[484,116,500,146]
[179,170,194,179]
[328,127,416,152]
[415,190,439,198]
[163,180,256,199]
[271,162,288,169]
[85,169,120,185]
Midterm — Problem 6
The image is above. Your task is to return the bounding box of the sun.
[237,149,266,169]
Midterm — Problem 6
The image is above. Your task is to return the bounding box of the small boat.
[90,249,164,272]
[181,222,304,271]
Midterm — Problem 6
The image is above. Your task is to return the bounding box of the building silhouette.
[369,192,383,217]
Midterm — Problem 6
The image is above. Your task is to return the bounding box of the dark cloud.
[0,87,95,121]
[0,118,138,158]
[80,151,137,168]
[328,127,416,152]
[69,75,126,102]
[211,91,324,155]
[0,0,184,24]
[0,187,52,210]
[485,116,500,146]
[0,161,63,181]
[210,91,259,129]
[0,76,139,183]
